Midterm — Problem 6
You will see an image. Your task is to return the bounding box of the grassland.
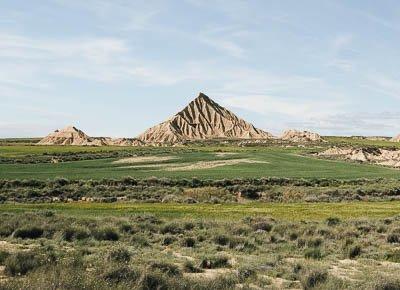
[1,201,400,221]
[1,146,399,180]
[1,206,400,289]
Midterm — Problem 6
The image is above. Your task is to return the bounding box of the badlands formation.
[137,93,273,143]
[318,147,400,168]
[38,126,144,146]
[281,129,324,142]
[37,93,324,146]
[38,126,99,146]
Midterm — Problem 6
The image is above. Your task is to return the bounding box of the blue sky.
[1,0,400,138]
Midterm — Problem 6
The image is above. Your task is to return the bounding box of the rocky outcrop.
[38,126,95,146]
[38,126,144,146]
[137,93,273,144]
[318,147,400,167]
[280,130,324,142]
[110,138,145,146]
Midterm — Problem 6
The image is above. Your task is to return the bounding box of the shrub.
[252,221,272,232]
[305,248,322,260]
[301,269,328,289]
[182,237,196,248]
[131,234,149,247]
[201,255,230,269]
[387,233,400,244]
[289,232,298,241]
[348,245,362,259]
[108,248,131,263]
[5,252,41,276]
[160,223,183,235]
[183,222,195,231]
[140,271,169,290]
[63,227,90,242]
[307,238,323,248]
[119,223,135,234]
[0,225,14,237]
[103,266,139,283]
[385,250,400,263]
[13,226,44,239]
[0,250,9,264]
[326,217,341,226]
[183,261,204,273]
[240,187,261,199]
[373,278,400,290]
[162,235,176,246]
[150,262,182,277]
[238,267,257,282]
[214,234,231,246]
[93,228,119,241]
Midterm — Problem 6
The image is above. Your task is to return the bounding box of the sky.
[1,0,400,138]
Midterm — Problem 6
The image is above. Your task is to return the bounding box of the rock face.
[318,147,400,167]
[38,126,144,146]
[110,138,145,146]
[137,93,273,144]
[280,130,324,142]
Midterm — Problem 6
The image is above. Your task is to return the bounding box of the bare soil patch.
[165,159,268,171]
[113,155,177,164]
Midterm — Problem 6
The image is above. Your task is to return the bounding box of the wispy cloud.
[289,111,400,136]
[363,73,400,99]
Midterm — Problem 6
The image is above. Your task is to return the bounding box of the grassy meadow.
[1,145,399,180]
[2,201,400,220]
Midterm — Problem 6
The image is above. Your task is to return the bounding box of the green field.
[1,146,399,180]
[2,201,400,220]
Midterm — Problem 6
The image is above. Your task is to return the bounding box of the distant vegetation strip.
[1,202,400,220]
[3,176,400,203]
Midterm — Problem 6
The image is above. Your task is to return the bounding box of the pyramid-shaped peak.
[196,92,212,101]
[61,125,80,132]
[137,92,274,143]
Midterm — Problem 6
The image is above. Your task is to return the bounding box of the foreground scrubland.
[1,210,400,289]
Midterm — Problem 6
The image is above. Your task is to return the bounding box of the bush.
[386,250,400,263]
[348,245,362,259]
[238,267,257,282]
[373,278,400,290]
[183,261,204,273]
[326,217,341,226]
[214,234,231,246]
[103,266,139,283]
[160,223,183,235]
[0,225,14,237]
[307,238,323,248]
[301,269,328,289]
[63,227,90,242]
[387,233,400,243]
[131,234,149,247]
[108,248,131,263]
[162,235,176,246]
[13,226,44,239]
[305,248,322,260]
[5,252,41,276]
[0,250,9,264]
[201,255,230,269]
[252,221,272,232]
[182,237,196,248]
[140,271,169,290]
[150,262,182,277]
[93,228,119,241]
